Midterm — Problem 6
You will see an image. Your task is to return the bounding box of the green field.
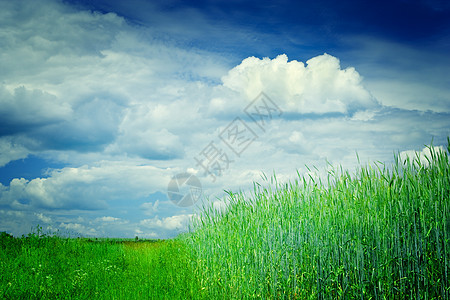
[1,141,449,299]
[0,234,200,299]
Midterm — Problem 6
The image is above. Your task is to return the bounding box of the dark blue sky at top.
[69,0,450,59]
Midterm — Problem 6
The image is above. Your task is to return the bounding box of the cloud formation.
[140,214,192,231]
[0,0,449,238]
[0,162,170,210]
[0,86,72,135]
[0,0,229,165]
[221,54,378,114]
[0,137,30,167]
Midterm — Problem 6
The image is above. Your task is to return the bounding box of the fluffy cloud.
[0,161,170,210]
[32,96,126,152]
[0,86,72,135]
[140,200,160,216]
[108,104,187,160]
[0,1,124,80]
[0,0,228,160]
[140,214,192,231]
[35,213,52,224]
[0,0,129,152]
[1,0,449,239]
[221,53,379,114]
[399,145,447,167]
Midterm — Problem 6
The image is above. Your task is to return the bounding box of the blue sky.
[0,0,449,238]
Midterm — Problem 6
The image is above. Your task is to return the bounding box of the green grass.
[0,232,200,299]
[188,141,450,299]
[1,140,449,299]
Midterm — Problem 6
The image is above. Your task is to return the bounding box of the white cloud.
[0,0,125,81]
[35,213,52,224]
[0,0,449,239]
[140,214,192,231]
[0,0,229,159]
[280,130,313,154]
[140,200,160,216]
[399,145,447,167]
[134,229,158,239]
[0,161,171,210]
[111,125,184,160]
[221,53,378,114]
[0,0,129,154]
[60,222,97,236]
[351,109,378,121]
[96,216,121,222]
[0,86,72,131]
[0,137,30,167]
[0,209,25,218]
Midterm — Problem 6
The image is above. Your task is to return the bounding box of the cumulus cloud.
[0,0,228,159]
[221,53,379,115]
[106,93,218,159]
[1,0,448,239]
[0,86,72,135]
[0,161,170,210]
[31,96,126,152]
[111,124,184,160]
[0,0,129,154]
[35,213,52,224]
[399,145,447,167]
[0,0,124,81]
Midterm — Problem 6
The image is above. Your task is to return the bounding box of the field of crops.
[1,142,449,299]
[188,142,450,299]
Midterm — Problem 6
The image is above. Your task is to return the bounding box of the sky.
[0,0,449,238]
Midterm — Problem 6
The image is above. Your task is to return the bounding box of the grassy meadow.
[0,233,201,299]
[1,141,449,299]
